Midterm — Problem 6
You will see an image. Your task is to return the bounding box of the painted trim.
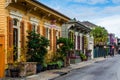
[9,11,23,61]
[30,17,39,25]
[44,22,61,31]
[10,10,23,21]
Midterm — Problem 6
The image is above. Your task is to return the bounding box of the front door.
[0,35,5,78]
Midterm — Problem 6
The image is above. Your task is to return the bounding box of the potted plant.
[57,38,73,67]
[79,53,87,61]
[26,31,49,73]
[56,60,63,69]
[41,63,47,71]
[86,50,92,60]
[9,61,20,77]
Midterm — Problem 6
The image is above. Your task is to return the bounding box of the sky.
[38,0,120,37]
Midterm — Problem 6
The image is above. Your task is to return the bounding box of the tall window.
[32,24,37,32]
[13,18,19,61]
[46,28,49,38]
[45,27,51,50]
[13,19,18,26]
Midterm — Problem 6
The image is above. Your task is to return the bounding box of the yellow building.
[0,0,70,78]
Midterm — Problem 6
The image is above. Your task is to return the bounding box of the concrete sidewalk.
[26,57,106,80]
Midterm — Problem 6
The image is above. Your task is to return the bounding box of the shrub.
[26,31,49,64]
[79,53,87,60]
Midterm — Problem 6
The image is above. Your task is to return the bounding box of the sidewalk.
[26,57,105,80]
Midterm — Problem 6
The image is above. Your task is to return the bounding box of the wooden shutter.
[43,26,46,36]
[77,36,80,50]
[20,21,24,48]
[59,31,61,38]
[74,35,76,50]
[53,29,56,52]
[7,16,13,63]
[37,25,40,34]
[27,22,32,32]
[50,29,52,50]
[82,36,84,53]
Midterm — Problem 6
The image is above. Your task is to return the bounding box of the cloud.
[102,6,120,15]
[39,0,120,37]
[92,15,120,37]
[112,0,120,4]
[67,0,109,4]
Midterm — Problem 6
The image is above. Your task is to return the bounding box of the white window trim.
[10,10,23,21]
[30,17,39,25]
[10,10,23,61]
[30,17,39,32]
[45,28,50,50]
[44,22,61,31]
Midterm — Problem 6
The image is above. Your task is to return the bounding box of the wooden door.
[0,35,5,78]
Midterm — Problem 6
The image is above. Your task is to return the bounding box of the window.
[13,19,18,26]
[45,28,50,39]
[45,27,51,50]
[32,24,37,32]
[13,18,19,61]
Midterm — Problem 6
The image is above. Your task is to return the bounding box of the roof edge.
[32,0,71,20]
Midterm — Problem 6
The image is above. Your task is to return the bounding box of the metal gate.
[94,46,105,58]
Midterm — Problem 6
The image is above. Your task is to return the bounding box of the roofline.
[32,0,71,20]
[67,21,91,31]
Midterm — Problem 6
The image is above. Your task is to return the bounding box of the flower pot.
[36,64,42,73]
[47,64,52,70]
[10,68,20,77]
[41,67,47,71]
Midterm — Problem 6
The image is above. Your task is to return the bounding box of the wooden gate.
[0,35,5,78]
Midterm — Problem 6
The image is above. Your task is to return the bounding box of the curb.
[50,57,106,80]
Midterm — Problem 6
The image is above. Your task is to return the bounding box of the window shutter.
[82,36,84,53]
[27,22,32,31]
[37,25,40,34]
[50,29,52,50]
[53,29,56,52]
[74,35,76,50]
[20,21,24,48]
[43,26,46,36]
[59,31,61,37]
[7,16,13,63]
[77,36,80,50]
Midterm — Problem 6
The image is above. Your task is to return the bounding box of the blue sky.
[38,0,120,37]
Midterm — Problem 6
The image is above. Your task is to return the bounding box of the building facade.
[62,19,94,64]
[0,0,70,78]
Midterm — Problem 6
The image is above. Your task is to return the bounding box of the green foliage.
[42,63,47,68]
[56,60,63,68]
[57,37,73,57]
[79,53,87,60]
[26,31,49,64]
[90,26,108,46]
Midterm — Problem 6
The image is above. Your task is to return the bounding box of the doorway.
[0,35,5,78]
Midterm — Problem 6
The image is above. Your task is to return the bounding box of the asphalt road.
[54,55,120,80]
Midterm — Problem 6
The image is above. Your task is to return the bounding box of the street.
[54,55,120,80]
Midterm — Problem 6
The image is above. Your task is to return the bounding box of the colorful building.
[62,19,93,64]
[0,0,70,78]
[108,33,116,55]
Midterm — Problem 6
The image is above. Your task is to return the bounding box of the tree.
[57,37,73,57]
[26,31,49,64]
[90,26,108,46]
[57,37,73,66]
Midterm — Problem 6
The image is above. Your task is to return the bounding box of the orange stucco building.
[0,0,70,78]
